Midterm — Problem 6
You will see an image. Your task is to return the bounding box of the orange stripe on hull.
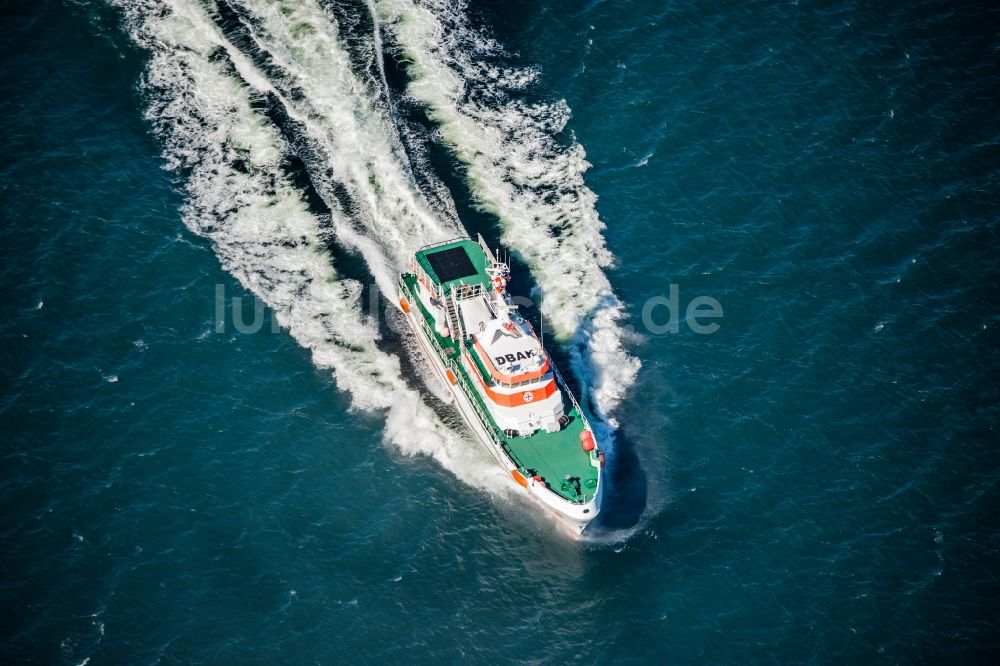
[465,353,556,407]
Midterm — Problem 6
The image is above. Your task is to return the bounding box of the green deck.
[414,239,492,292]
[401,270,599,503]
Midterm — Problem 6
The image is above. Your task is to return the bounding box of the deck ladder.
[441,285,466,342]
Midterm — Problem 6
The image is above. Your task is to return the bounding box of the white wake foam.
[112,0,641,525]
[375,0,640,419]
[112,0,507,491]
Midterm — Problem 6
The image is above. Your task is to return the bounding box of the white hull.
[400,297,601,536]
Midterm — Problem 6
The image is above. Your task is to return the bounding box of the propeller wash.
[111,0,639,534]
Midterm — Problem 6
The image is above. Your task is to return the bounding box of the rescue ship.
[398,236,603,534]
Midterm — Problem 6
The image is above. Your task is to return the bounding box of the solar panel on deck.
[426,246,477,283]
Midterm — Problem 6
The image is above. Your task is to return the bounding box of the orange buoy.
[399,297,410,313]
[580,431,596,452]
[511,470,528,488]
[599,452,606,467]
[445,369,457,385]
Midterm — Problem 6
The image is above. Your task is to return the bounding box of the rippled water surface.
[2,0,998,662]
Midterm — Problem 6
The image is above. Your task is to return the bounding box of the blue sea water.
[2,0,999,663]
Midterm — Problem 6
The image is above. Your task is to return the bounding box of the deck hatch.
[426,246,478,283]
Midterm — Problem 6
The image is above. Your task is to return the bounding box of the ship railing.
[453,371,502,446]
[450,281,486,301]
[416,303,449,359]
[549,360,590,432]
[415,237,469,253]
[407,280,515,459]
[536,475,596,506]
[449,358,532,471]
[409,259,437,300]
[403,278,457,359]
[549,358,603,472]
[477,233,497,265]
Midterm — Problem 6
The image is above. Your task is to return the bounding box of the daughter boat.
[398,236,603,534]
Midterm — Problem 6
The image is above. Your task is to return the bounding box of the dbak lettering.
[494,350,535,366]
